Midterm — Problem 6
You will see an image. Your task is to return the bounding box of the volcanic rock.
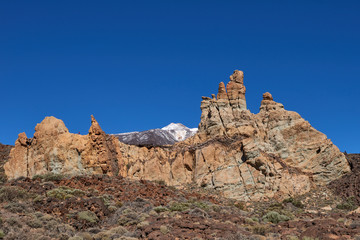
[4,116,121,178]
[4,70,351,201]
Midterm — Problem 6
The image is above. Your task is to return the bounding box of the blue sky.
[0,1,359,153]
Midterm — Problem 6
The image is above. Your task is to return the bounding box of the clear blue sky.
[0,1,359,153]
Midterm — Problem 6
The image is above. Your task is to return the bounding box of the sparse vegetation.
[153,206,169,213]
[77,211,99,223]
[26,218,43,228]
[46,186,84,200]
[99,193,113,206]
[233,201,246,210]
[160,225,169,234]
[336,197,358,211]
[168,201,190,212]
[251,224,268,235]
[0,170,357,239]
[32,172,64,181]
[262,211,290,224]
[283,197,304,208]
[0,186,31,202]
[4,202,28,213]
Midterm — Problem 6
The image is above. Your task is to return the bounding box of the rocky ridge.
[4,70,350,201]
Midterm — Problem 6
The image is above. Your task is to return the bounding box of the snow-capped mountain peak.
[161,123,197,141]
[113,123,198,146]
[161,123,187,131]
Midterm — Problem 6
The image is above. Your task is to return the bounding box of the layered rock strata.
[4,70,350,201]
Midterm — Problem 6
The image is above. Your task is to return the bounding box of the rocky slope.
[4,70,350,201]
[329,153,360,205]
[0,143,12,183]
[113,123,197,146]
[0,173,358,239]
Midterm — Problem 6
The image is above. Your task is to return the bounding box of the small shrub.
[108,226,128,235]
[268,202,284,211]
[77,211,99,223]
[4,202,27,213]
[7,217,22,228]
[137,221,150,229]
[75,232,93,240]
[168,202,190,212]
[99,194,113,206]
[233,201,246,210]
[336,197,358,211]
[46,186,84,200]
[32,173,64,181]
[245,217,255,225]
[39,214,53,222]
[211,205,221,212]
[118,216,138,226]
[0,186,31,202]
[139,213,149,222]
[0,173,7,184]
[108,205,117,212]
[160,225,169,234]
[0,229,5,239]
[33,195,44,203]
[32,175,43,181]
[251,224,268,235]
[262,211,290,224]
[192,201,210,210]
[153,206,169,213]
[26,218,43,228]
[283,197,304,208]
[115,201,123,208]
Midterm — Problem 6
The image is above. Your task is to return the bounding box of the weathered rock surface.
[4,116,121,179]
[4,70,350,201]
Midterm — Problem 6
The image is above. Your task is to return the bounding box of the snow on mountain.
[161,123,195,141]
[113,123,198,146]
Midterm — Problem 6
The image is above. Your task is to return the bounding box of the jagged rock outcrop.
[4,115,121,179]
[4,70,350,201]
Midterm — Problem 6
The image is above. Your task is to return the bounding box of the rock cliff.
[4,70,350,201]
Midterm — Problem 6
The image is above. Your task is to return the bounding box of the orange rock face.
[217,82,228,100]
[4,70,350,201]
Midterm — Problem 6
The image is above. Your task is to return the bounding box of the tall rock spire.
[217,82,228,100]
[226,70,247,110]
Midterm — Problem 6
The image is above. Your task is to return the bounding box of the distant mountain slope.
[113,123,197,146]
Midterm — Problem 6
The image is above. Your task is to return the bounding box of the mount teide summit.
[4,70,350,200]
[113,123,197,146]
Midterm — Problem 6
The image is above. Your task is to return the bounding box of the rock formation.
[4,116,121,179]
[4,70,350,201]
